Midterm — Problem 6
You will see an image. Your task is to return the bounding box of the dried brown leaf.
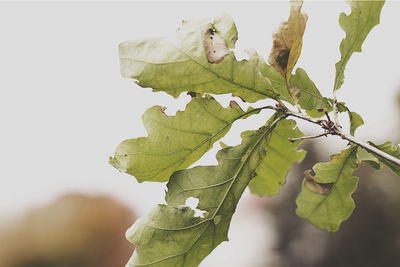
[268,0,308,80]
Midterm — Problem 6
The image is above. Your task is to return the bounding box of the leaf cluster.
[110,1,399,266]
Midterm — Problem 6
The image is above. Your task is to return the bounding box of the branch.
[340,133,400,167]
[284,109,400,168]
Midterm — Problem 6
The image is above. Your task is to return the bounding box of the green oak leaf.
[119,14,279,103]
[348,111,364,136]
[290,68,331,112]
[110,94,262,182]
[248,119,306,196]
[331,102,364,135]
[369,141,400,176]
[334,0,385,91]
[296,146,359,232]
[356,147,381,170]
[258,56,292,103]
[125,114,284,266]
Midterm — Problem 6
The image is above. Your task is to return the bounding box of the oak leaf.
[296,147,359,232]
[110,95,259,182]
[119,14,279,103]
[334,0,385,91]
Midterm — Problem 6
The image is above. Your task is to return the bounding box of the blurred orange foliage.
[0,193,136,267]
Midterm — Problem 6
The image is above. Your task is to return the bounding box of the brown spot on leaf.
[303,170,333,195]
[202,28,229,64]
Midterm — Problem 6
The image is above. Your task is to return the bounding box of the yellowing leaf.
[110,95,261,182]
[334,0,385,91]
[296,147,359,232]
[268,0,308,81]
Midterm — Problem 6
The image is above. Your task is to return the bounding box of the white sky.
[1,1,399,266]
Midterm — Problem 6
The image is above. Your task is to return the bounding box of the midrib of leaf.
[209,117,278,218]
[306,147,355,218]
[118,106,267,178]
[134,116,282,266]
[166,41,277,99]
[143,219,209,231]
[334,5,375,91]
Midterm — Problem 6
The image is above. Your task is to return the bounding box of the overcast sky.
[1,1,399,265]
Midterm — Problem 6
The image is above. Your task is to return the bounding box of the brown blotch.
[276,49,290,70]
[303,170,333,195]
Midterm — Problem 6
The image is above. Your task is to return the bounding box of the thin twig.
[285,110,320,126]
[324,109,331,122]
[332,90,341,128]
[288,131,331,143]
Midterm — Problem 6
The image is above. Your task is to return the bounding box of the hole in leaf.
[185,197,207,218]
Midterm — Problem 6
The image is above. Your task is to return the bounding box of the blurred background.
[0,1,399,266]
